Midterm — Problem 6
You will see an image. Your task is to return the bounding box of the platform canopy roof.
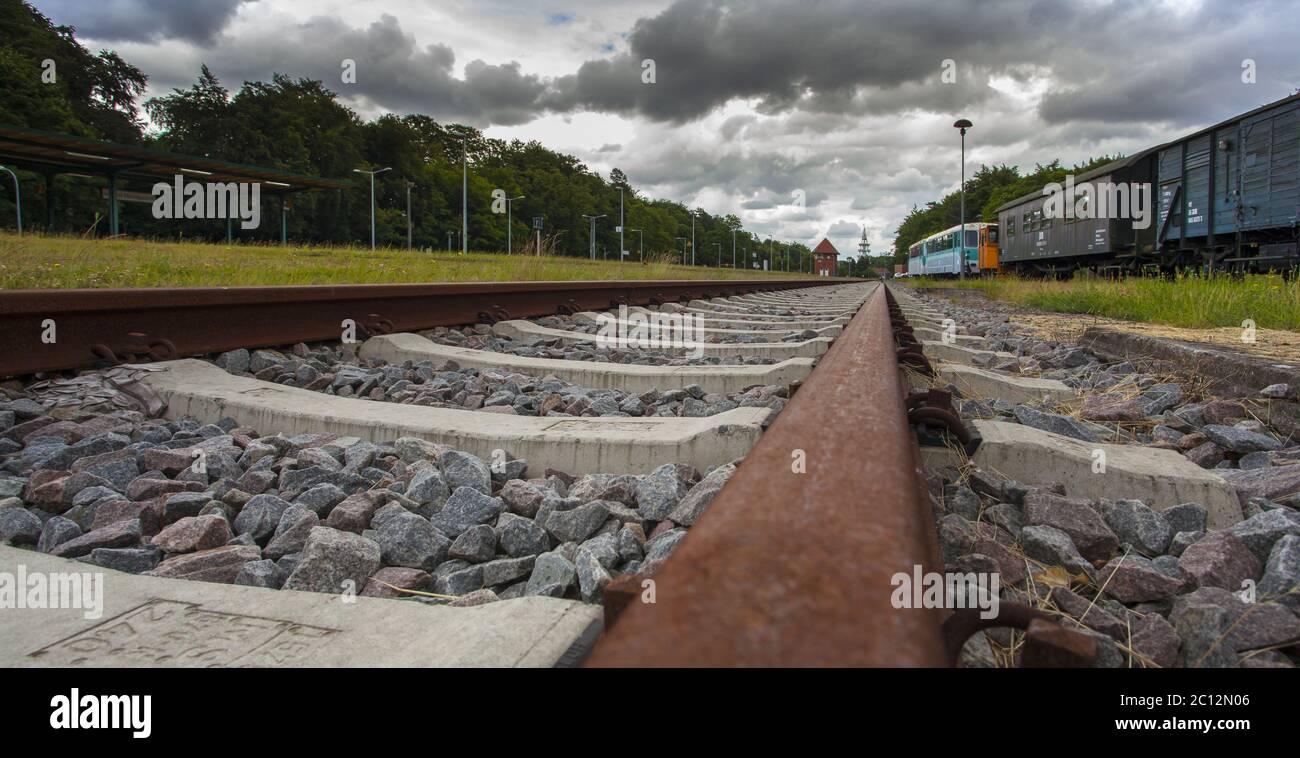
[0,123,351,191]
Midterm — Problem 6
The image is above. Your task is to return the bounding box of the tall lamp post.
[618,186,625,261]
[582,214,605,260]
[731,228,737,268]
[690,211,696,265]
[0,165,19,235]
[352,166,391,250]
[954,118,973,280]
[406,181,414,250]
[506,194,524,254]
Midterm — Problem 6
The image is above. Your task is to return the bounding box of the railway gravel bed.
[895,284,1300,668]
[0,283,867,622]
[208,340,788,418]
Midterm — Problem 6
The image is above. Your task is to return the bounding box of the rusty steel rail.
[0,278,822,378]
[587,282,1097,667]
[586,282,950,666]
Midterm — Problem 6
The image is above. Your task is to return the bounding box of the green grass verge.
[907,272,1300,331]
[0,233,813,289]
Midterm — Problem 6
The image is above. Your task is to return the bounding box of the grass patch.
[0,232,811,289]
[908,272,1300,332]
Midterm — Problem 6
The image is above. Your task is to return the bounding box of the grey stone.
[448,523,497,563]
[1169,530,1204,557]
[1020,524,1096,579]
[432,562,483,596]
[430,487,504,537]
[1202,425,1281,455]
[1100,499,1173,556]
[644,528,688,565]
[575,548,612,601]
[234,559,284,589]
[1171,587,1300,667]
[232,494,290,545]
[634,463,689,520]
[480,555,536,586]
[1162,503,1207,534]
[82,546,160,573]
[543,500,610,543]
[525,551,576,597]
[376,511,451,571]
[498,516,550,557]
[36,516,82,553]
[1258,534,1300,611]
[406,467,451,506]
[0,508,42,545]
[293,483,348,517]
[438,450,492,495]
[1012,406,1098,442]
[264,506,320,561]
[282,526,381,594]
[667,464,734,526]
[1227,508,1300,563]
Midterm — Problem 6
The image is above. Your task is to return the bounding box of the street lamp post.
[352,166,391,250]
[506,195,524,254]
[690,211,696,265]
[406,181,414,250]
[618,187,625,261]
[0,165,19,235]
[582,214,606,260]
[461,138,468,255]
[731,228,737,268]
[954,119,973,280]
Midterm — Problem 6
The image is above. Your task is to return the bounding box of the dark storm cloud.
[542,0,1297,130]
[38,0,252,45]
[169,14,550,126]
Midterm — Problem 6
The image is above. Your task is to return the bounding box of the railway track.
[6,276,1293,668]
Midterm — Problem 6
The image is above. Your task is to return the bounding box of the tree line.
[0,0,814,267]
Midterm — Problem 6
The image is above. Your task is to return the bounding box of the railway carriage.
[906,222,998,277]
[996,91,1300,275]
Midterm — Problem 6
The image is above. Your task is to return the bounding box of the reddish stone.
[1080,395,1147,422]
[1024,492,1119,562]
[138,447,199,476]
[1178,531,1262,591]
[361,567,432,598]
[146,545,262,583]
[152,514,233,554]
[1130,613,1181,668]
[1099,557,1185,603]
[1201,400,1246,426]
[50,519,142,558]
[324,493,381,534]
[2,416,56,442]
[125,477,202,501]
[22,420,89,444]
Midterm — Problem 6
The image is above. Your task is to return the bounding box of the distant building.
[812,238,839,277]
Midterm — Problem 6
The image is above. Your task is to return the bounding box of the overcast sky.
[36,0,1300,255]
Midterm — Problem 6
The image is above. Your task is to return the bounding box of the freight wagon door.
[1265,106,1298,227]
[1157,146,1182,245]
[1240,119,1272,231]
